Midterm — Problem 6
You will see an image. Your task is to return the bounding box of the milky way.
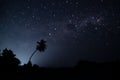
[0,0,120,67]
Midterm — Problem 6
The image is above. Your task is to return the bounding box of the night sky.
[0,0,120,67]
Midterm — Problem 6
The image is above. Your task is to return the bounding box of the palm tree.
[28,39,47,63]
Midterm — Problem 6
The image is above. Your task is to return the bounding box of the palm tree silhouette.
[28,39,47,63]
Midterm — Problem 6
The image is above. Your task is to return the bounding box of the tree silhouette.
[0,48,21,69]
[28,39,47,63]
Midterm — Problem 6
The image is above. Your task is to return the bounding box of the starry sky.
[0,0,120,67]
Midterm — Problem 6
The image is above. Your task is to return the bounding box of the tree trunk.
[28,49,37,63]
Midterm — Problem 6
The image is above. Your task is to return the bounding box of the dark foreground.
[0,61,114,80]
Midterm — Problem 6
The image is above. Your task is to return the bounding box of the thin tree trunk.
[28,49,37,63]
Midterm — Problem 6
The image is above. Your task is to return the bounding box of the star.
[48,33,52,36]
